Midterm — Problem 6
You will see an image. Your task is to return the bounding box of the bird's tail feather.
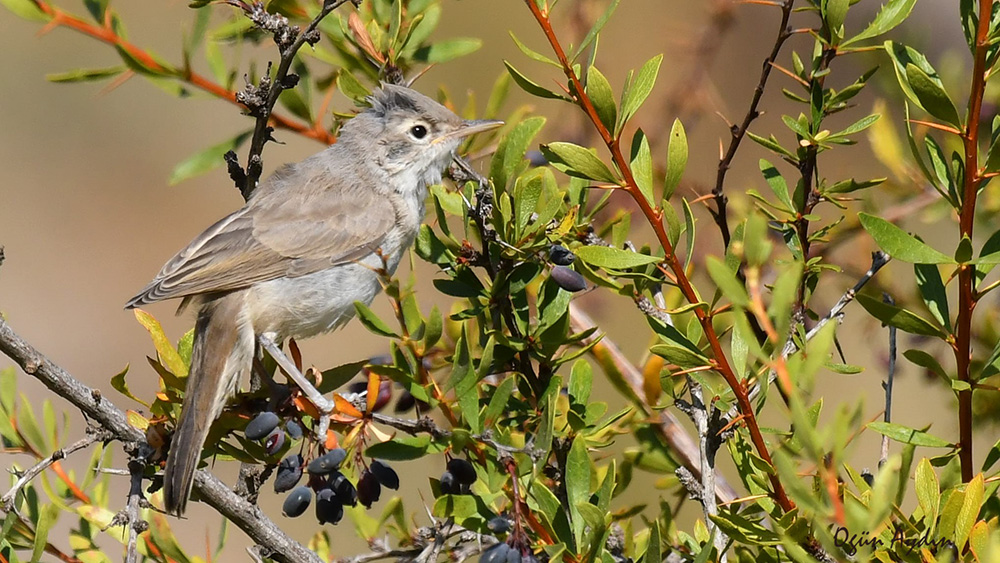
[163,292,253,515]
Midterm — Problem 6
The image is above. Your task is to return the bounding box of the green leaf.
[630,130,654,205]
[570,0,619,62]
[413,38,481,63]
[759,159,793,211]
[643,521,661,563]
[619,54,663,128]
[586,67,617,133]
[490,116,546,190]
[955,474,984,548]
[915,458,940,529]
[858,213,953,264]
[905,64,961,128]
[903,349,948,381]
[650,344,709,370]
[483,376,513,425]
[706,256,749,307]
[0,0,50,21]
[46,66,126,83]
[566,437,592,544]
[575,245,660,270]
[843,0,917,46]
[337,70,371,103]
[365,435,431,460]
[317,359,369,394]
[432,494,477,520]
[824,0,849,37]
[856,294,947,338]
[542,142,618,183]
[664,119,687,201]
[31,505,57,562]
[353,302,399,338]
[504,61,567,100]
[867,422,953,447]
[914,264,951,331]
[110,365,149,408]
[510,31,559,67]
[169,131,252,185]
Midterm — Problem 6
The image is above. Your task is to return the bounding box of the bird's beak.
[433,119,504,144]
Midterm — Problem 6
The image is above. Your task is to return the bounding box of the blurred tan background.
[0,0,980,560]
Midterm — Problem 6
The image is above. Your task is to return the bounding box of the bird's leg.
[257,333,334,440]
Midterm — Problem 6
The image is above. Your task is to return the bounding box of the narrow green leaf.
[170,131,252,185]
[504,61,567,100]
[914,264,951,331]
[643,521,661,563]
[510,31,560,67]
[586,67,617,133]
[575,245,660,269]
[903,349,948,381]
[490,116,546,190]
[365,435,431,460]
[619,54,663,128]
[630,129,654,205]
[413,38,481,63]
[858,213,953,264]
[337,70,371,103]
[664,119,687,201]
[867,421,952,447]
[542,142,618,183]
[955,474,984,548]
[905,63,961,128]
[31,505,57,562]
[353,302,399,338]
[570,0,620,62]
[759,159,793,211]
[843,0,917,46]
[706,256,749,307]
[483,376,513,425]
[650,344,708,369]
[915,458,940,530]
[566,437,592,544]
[856,294,946,338]
[46,66,125,83]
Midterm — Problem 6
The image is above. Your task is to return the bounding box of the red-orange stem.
[523,0,793,512]
[955,0,992,483]
[33,1,334,144]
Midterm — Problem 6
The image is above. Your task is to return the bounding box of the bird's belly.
[246,259,387,340]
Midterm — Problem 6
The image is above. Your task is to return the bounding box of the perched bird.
[126,84,501,515]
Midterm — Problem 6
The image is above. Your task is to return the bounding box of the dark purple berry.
[315,487,344,525]
[264,428,286,455]
[357,469,382,507]
[549,244,576,266]
[550,265,587,292]
[439,471,461,495]
[487,516,511,534]
[347,380,368,394]
[282,486,311,517]
[447,458,477,486]
[284,420,303,440]
[480,543,511,563]
[369,460,399,490]
[331,472,357,506]
[394,389,416,412]
[273,454,303,493]
[307,448,347,474]
[245,411,280,440]
[372,379,392,412]
[505,547,522,563]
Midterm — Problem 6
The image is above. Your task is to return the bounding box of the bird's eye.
[410,124,428,139]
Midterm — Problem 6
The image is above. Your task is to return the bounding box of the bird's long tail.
[163,292,253,515]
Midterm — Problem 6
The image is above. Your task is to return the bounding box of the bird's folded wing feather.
[126,180,395,308]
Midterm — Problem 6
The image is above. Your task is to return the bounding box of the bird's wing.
[126,171,396,308]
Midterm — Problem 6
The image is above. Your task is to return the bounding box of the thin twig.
[880,293,896,469]
[712,0,795,247]
[1,429,108,512]
[685,381,729,561]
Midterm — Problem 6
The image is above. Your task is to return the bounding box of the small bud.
[245,411,280,440]
[369,460,399,490]
[308,448,347,474]
[282,486,312,517]
[550,265,587,292]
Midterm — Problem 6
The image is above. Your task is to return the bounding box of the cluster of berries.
[244,411,400,524]
[547,245,586,293]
